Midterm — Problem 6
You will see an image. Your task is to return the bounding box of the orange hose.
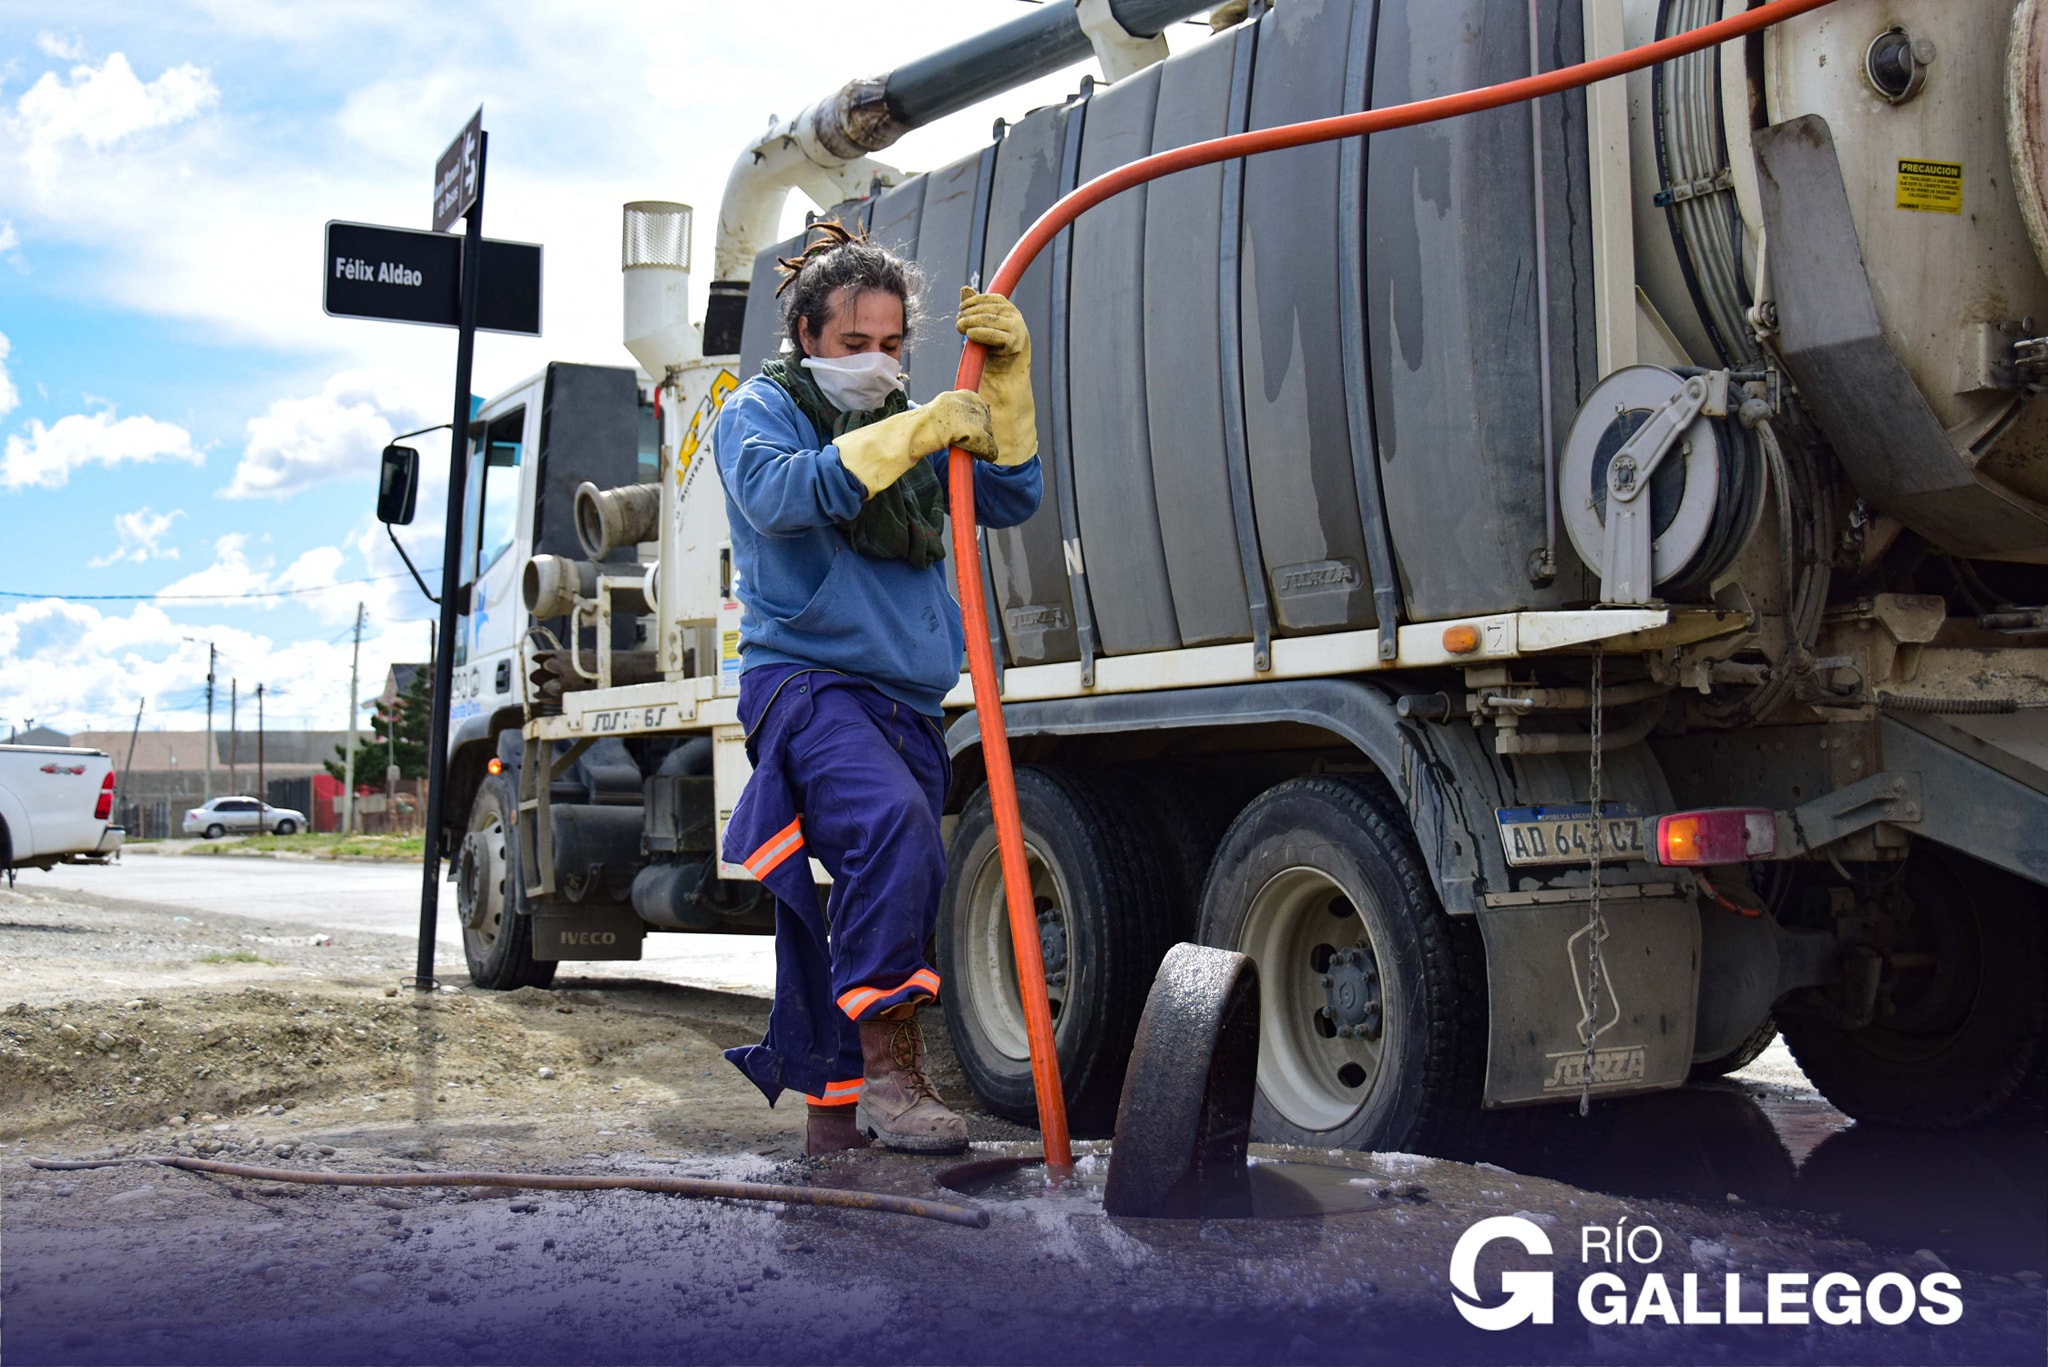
[947,0,1840,1170]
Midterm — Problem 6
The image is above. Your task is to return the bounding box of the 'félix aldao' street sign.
[432,107,483,233]
[322,221,541,335]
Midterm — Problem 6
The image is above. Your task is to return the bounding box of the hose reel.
[1560,365,1762,604]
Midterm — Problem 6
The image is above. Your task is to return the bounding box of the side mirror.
[377,444,420,525]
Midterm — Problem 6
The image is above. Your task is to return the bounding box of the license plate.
[1496,803,1644,867]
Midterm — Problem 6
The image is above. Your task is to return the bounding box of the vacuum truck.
[373,0,2048,1154]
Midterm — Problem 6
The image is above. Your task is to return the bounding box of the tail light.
[94,770,116,821]
[1653,808,1776,865]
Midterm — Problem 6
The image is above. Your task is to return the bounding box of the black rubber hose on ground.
[28,1154,990,1229]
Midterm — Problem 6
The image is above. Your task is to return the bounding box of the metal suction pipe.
[573,481,661,561]
[524,554,598,618]
[707,0,1214,306]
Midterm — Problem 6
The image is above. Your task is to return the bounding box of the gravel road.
[18,850,778,995]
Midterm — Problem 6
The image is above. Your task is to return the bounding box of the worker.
[712,221,1042,1156]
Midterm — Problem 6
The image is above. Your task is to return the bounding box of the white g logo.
[1450,1215,1555,1331]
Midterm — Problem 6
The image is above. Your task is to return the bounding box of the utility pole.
[119,700,144,824]
[344,603,365,835]
[203,645,216,802]
[255,684,266,813]
[228,679,239,792]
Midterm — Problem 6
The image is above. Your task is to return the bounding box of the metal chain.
[1579,644,1606,1117]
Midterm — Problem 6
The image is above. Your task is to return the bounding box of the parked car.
[0,744,123,878]
[182,796,307,838]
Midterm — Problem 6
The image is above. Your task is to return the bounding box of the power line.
[0,568,443,603]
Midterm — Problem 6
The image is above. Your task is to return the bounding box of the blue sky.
[0,0,1140,736]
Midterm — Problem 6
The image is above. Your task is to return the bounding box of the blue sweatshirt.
[711,374,1045,716]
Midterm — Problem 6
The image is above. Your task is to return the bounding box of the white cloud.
[0,221,17,254]
[89,506,185,567]
[36,33,89,62]
[151,532,266,602]
[223,369,439,500]
[0,5,1109,379]
[1,409,201,490]
[148,533,384,630]
[12,53,220,179]
[0,595,428,733]
[0,330,16,416]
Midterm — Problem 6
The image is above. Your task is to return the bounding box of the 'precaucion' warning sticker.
[1896,158,1963,214]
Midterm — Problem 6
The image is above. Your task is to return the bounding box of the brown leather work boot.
[805,1103,869,1157]
[855,1007,968,1154]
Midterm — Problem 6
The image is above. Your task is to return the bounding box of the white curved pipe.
[712,95,900,283]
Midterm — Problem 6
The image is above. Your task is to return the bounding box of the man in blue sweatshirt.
[711,222,1042,1155]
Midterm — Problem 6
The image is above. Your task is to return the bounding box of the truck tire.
[1778,853,2045,1127]
[1196,775,1487,1155]
[938,766,1175,1136]
[1689,1018,1777,1082]
[1119,763,1252,918]
[456,773,556,991]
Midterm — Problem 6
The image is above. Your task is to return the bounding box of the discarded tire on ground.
[1197,775,1486,1155]
[1104,943,1260,1218]
[939,766,1176,1136]
[457,772,557,991]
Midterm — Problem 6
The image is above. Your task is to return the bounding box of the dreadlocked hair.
[774,218,925,356]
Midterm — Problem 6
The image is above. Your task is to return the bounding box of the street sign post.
[326,107,542,996]
[409,114,491,996]
[323,221,541,335]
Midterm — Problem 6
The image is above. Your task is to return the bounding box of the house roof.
[378,663,428,707]
[9,725,70,747]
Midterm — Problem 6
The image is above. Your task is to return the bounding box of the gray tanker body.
[406,0,2048,1154]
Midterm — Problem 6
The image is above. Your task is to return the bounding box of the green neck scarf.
[762,357,948,571]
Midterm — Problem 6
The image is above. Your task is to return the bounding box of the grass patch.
[184,832,425,862]
[196,950,267,965]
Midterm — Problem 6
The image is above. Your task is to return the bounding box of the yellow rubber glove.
[834,390,997,498]
[957,287,1038,467]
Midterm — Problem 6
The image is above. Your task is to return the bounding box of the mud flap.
[530,905,645,961]
[1476,895,1699,1106]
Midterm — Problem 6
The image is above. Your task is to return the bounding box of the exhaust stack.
[622,201,697,383]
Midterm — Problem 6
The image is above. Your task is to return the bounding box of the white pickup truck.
[0,745,123,882]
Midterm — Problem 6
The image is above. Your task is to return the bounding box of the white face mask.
[801,351,905,413]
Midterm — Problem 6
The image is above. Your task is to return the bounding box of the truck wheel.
[1196,775,1486,1155]
[1119,763,1251,920]
[938,767,1174,1136]
[204,824,224,840]
[1689,1018,1777,1082]
[456,773,556,991]
[1779,853,2045,1127]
